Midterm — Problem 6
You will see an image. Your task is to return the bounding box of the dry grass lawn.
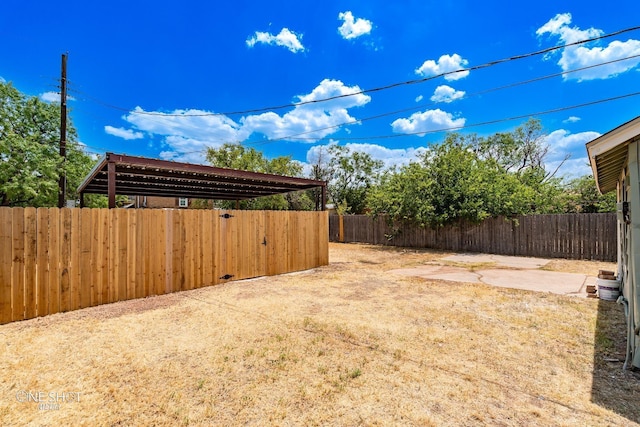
[1,243,639,426]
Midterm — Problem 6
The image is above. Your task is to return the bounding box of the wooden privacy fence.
[1,208,328,325]
[330,213,617,262]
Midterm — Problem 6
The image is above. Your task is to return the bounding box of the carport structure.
[0,152,330,325]
[77,152,327,209]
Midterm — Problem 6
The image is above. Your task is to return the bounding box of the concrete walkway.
[390,253,594,297]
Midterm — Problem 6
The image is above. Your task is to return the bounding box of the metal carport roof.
[77,153,327,209]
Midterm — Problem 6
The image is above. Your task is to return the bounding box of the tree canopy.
[367,119,602,226]
[308,144,383,214]
[0,81,96,207]
[561,175,616,213]
[205,143,314,210]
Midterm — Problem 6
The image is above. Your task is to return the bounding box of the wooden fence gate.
[0,208,328,325]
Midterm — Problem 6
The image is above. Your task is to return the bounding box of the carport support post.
[108,158,116,209]
[321,184,327,211]
[79,192,85,208]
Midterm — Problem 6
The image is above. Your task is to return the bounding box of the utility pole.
[58,53,68,208]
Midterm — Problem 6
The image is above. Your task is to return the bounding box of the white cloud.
[241,79,371,141]
[391,109,465,136]
[113,80,370,161]
[545,128,600,151]
[544,128,601,178]
[536,13,640,81]
[563,116,581,123]
[246,28,305,53]
[415,54,470,81]
[39,91,75,103]
[415,95,423,103]
[548,156,593,180]
[306,142,426,172]
[430,85,465,103]
[125,107,248,142]
[338,11,373,40]
[158,136,216,163]
[0,76,5,83]
[117,107,249,162]
[104,125,144,140]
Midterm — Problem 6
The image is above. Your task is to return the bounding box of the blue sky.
[2,1,640,180]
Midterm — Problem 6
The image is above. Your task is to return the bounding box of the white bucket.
[596,278,620,301]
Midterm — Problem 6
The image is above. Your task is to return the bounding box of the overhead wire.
[244,53,640,146]
[275,91,640,142]
[160,54,640,156]
[162,88,640,159]
[67,25,640,118]
[65,52,640,158]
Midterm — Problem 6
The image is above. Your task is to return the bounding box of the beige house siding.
[587,116,640,370]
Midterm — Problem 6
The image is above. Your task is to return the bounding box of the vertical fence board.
[135,210,145,299]
[254,211,266,279]
[127,209,137,300]
[195,211,205,288]
[48,209,60,314]
[90,209,101,306]
[157,211,172,295]
[184,210,194,289]
[118,210,129,301]
[142,210,152,296]
[11,208,25,321]
[266,211,285,276]
[201,211,213,287]
[59,208,72,312]
[69,209,81,311]
[99,209,110,305]
[319,211,329,266]
[23,207,37,320]
[0,208,13,324]
[225,210,238,282]
[80,209,92,309]
[212,211,221,286]
[36,209,49,317]
[170,209,181,292]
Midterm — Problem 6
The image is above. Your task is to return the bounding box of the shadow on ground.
[591,299,640,423]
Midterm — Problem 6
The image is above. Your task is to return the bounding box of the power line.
[68,25,640,118]
[75,53,640,158]
[281,91,640,142]
[245,53,640,146]
[164,89,640,158]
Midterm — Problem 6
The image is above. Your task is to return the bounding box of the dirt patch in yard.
[1,243,638,426]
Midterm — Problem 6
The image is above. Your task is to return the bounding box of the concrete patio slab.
[477,269,587,296]
[389,259,590,297]
[390,265,482,283]
[443,253,550,269]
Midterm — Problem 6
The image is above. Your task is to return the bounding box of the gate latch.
[262,237,267,246]
[219,213,234,219]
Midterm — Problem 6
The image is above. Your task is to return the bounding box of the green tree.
[205,143,313,210]
[561,175,616,213]
[472,118,568,213]
[308,144,383,214]
[367,135,540,226]
[0,81,96,207]
[473,118,566,177]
